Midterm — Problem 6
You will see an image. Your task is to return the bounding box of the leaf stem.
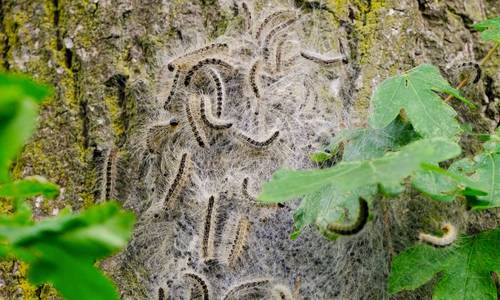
[445,44,498,102]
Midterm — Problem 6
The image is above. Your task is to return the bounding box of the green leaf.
[310,151,332,163]
[258,138,461,203]
[0,176,60,199]
[412,167,458,202]
[473,17,500,43]
[0,73,52,182]
[388,228,500,300]
[368,64,465,139]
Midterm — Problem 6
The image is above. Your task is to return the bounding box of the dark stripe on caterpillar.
[201,195,216,260]
[240,2,252,31]
[163,152,191,209]
[227,216,251,267]
[254,10,294,40]
[184,58,234,86]
[262,18,297,60]
[206,67,225,117]
[168,43,229,71]
[249,59,262,98]
[327,198,368,235]
[102,147,119,201]
[158,287,165,300]
[223,278,271,300]
[164,71,180,110]
[199,95,233,130]
[183,273,210,300]
[300,50,345,65]
[242,177,282,208]
[186,95,208,147]
[236,130,280,148]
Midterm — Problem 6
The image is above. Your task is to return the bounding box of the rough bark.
[0,0,498,299]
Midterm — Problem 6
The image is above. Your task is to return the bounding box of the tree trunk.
[0,0,498,299]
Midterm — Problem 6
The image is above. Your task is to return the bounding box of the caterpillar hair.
[242,177,280,208]
[300,50,345,65]
[236,129,280,148]
[186,94,209,148]
[240,2,252,31]
[201,195,216,261]
[223,278,271,300]
[227,216,251,267]
[163,152,191,210]
[183,272,210,300]
[164,70,180,110]
[248,58,262,98]
[274,36,287,73]
[167,43,229,72]
[254,10,294,40]
[200,95,233,130]
[271,284,293,300]
[101,147,119,201]
[158,287,165,300]
[206,67,225,117]
[457,62,481,84]
[184,58,235,86]
[262,18,297,59]
[326,198,368,235]
[419,223,457,246]
[146,119,179,153]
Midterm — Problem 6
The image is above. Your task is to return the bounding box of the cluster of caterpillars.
[139,1,349,298]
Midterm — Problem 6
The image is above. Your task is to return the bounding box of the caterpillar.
[183,273,210,300]
[164,70,180,110]
[254,10,294,40]
[199,95,233,130]
[223,278,271,300]
[186,94,209,148]
[326,198,368,235]
[240,2,252,31]
[418,223,457,246]
[236,130,280,148]
[271,284,293,300]
[158,287,165,300]
[184,58,234,86]
[274,35,288,73]
[163,152,191,210]
[146,119,179,153]
[300,50,345,65]
[262,18,297,60]
[227,216,251,267]
[457,62,481,84]
[201,195,216,261]
[242,177,281,208]
[248,58,262,98]
[101,147,119,201]
[206,67,225,117]
[167,43,229,72]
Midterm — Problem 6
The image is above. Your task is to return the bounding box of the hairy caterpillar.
[262,18,297,59]
[418,223,457,246]
[227,216,251,267]
[274,35,288,73]
[163,152,191,210]
[158,287,165,300]
[184,58,234,87]
[236,129,280,148]
[201,195,216,261]
[199,95,233,130]
[271,284,293,300]
[223,278,271,300]
[456,62,481,84]
[167,43,229,72]
[146,119,179,153]
[164,71,180,110]
[206,67,225,117]
[300,50,345,65]
[326,198,368,235]
[242,177,281,208]
[248,58,262,98]
[254,10,294,40]
[183,272,210,300]
[101,147,119,201]
[186,95,209,148]
[240,2,252,31]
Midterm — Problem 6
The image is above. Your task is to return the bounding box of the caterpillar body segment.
[326,198,368,235]
[240,2,252,31]
[101,147,119,201]
[164,70,180,109]
[201,195,216,261]
[300,50,345,65]
[419,223,457,246]
[226,216,251,268]
[206,67,226,117]
[163,152,191,210]
[183,272,210,300]
[167,43,229,72]
[199,95,233,130]
[242,177,279,208]
[184,58,235,87]
[262,18,297,59]
[254,10,295,40]
[186,95,209,147]
[235,129,280,148]
[248,58,262,98]
[223,278,272,300]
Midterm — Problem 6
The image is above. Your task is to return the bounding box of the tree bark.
[0,0,498,299]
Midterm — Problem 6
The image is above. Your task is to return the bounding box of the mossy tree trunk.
[0,0,498,299]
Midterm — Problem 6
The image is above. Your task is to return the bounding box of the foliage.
[473,16,500,43]
[388,228,500,300]
[0,73,135,300]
